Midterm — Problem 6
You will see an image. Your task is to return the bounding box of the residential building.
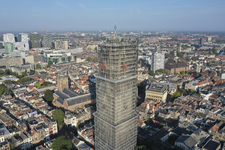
[94,32,138,150]
[0,141,10,150]
[175,135,198,150]
[202,139,221,150]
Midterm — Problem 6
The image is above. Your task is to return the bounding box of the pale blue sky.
[0,0,225,32]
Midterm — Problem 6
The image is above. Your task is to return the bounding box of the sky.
[0,0,225,32]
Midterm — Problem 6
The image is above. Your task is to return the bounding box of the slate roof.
[203,140,220,150]
[66,93,92,106]
[55,90,70,100]
[152,128,169,140]
[63,88,79,97]
[56,97,64,105]
[176,135,198,148]
[55,88,94,107]
[165,60,188,70]
[172,127,192,136]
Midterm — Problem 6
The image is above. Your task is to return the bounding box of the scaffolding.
[94,36,138,150]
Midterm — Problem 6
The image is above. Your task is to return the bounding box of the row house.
[44,119,58,139]
[78,127,94,145]
[0,141,10,150]
[30,124,49,144]
[64,107,93,127]
[19,131,33,150]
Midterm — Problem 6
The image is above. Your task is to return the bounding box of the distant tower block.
[178,44,181,52]
[57,76,69,92]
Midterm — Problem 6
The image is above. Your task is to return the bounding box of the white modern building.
[3,33,29,50]
[151,50,165,72]
[3,33,15,43]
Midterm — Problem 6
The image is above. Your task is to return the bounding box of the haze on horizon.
[1,0,225,32]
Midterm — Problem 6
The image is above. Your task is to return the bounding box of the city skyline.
[1,0,225,32]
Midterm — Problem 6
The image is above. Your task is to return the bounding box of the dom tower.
[94,25,138,150]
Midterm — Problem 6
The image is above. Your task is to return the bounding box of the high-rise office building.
[63,41,68,50]
[3,33,29,50]
[200,38,204,45]
[94,27,138,150]
[43,33,52,47]
[207,36,212,42]
[30,32,41,48]
[3,33,15,43]
[4,43,15,54]
[54,40,68,50]
[151,50,165,72]
[15,33,29,50]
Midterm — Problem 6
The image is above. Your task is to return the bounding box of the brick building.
[53,88,95,111]
[165,60,189,75]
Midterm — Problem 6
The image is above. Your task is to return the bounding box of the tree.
[42,81,51,86]
[52,136,72,150]
[36,64,41,69]
[29,70,35,75]
[196,74,201,78]
[92,57,98,62]
[211,47,219,56]
[189,89,196,95]
[44,89,53,102]
[177,52,183,58]
[168,58,174,61]
[34,82,41,88]
[185,57,191,61]
[0,84,14,97]
[135,145,148,150]
[190,69,195,73]
[47,61,53,68]
[157,69,167,74]
[171,92,181,102]
[16,77,30,83]
[170,51,174,55]
[86,57,92,61]
[22,72,27,77]
[77,120,82,128]
[52,109,64,127]
[191,56,199,61]
[149,70,155,77]
[180,71,185,75]
[10,142,15,150]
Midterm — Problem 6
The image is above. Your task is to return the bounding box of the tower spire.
[114,23,118,39]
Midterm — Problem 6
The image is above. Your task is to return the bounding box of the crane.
[43,30,49,33]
